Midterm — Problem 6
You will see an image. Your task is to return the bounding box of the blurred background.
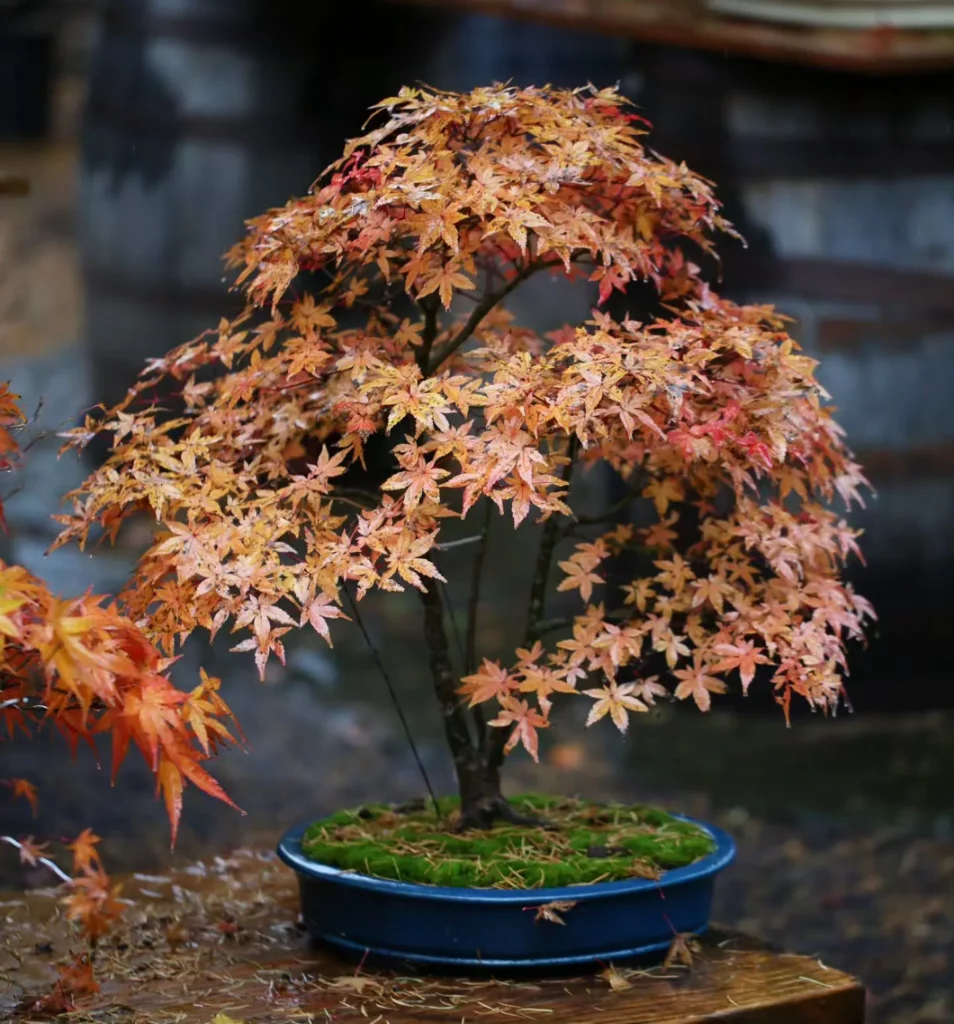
[1,1,953,1019]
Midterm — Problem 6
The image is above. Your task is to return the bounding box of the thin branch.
[560,466,649,536]
[426,257,566,373]
[327,487,380,511]
[465,501,493,676]
[419,581,484,781]
[434,535,483,552]
[487,436,578,770]
[465,501,493,745]
[437,579,467,669]
[532,617,574,637]
[331,486,380,504]
[524,436,579,646]
[342,586,443,821]
[416,295,441,372]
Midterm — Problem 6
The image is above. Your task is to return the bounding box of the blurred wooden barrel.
[707,0,954,28]
[78,0,451,412]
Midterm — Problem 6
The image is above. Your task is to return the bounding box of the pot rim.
[276,811,736,904]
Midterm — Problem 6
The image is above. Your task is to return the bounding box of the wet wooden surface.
[1,847,865,1023]
[397,0,954,72]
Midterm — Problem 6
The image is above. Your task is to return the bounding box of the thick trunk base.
[456,780,554,832]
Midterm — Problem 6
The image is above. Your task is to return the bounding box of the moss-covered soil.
[300,794,717,889]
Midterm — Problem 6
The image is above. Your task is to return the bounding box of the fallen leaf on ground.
[600,965,632,991]
[327,975,384,994]
[664,932,699,968]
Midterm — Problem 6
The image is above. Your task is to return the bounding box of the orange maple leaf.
[3,776,38,817]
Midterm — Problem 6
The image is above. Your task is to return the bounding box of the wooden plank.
[0,847,866,1023]
[391,0,954,73]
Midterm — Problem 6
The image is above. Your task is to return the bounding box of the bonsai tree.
[53,84,872,836]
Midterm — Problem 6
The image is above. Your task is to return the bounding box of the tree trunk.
[419,582,546,830]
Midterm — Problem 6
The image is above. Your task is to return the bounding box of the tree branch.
[465,500,493,677]
[559,466,649,537]
[524,436,579,645]
[486,435,578,770]
[419,581,481,777]
[426,257,565,374]
[416,295,441,372]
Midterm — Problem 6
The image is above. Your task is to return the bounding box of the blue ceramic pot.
[277,814,735,969]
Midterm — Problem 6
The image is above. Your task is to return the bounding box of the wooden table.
[0,846,866,1023]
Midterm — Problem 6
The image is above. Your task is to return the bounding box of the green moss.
[300,794,717,889]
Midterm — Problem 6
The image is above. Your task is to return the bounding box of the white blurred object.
[706,0,954,28]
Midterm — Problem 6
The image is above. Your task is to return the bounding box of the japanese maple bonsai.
[53,85,871,905]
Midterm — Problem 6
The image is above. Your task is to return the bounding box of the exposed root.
[456,796,555,832]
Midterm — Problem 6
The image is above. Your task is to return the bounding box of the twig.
[465,502,493,677]
[341,586,442,822]
[436,579,467,669]
[434,535,483,551]
[561,467,648,536]
[328,487,379,508]
[465,501,493,742]
[416,295,441,372]
[419,582,489,800]
[426,257,567,373]
[487,436,578,770]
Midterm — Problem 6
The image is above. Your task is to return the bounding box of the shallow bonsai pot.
[277,814,735,969]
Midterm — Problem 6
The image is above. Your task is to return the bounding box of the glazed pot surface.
[277,813,736,969]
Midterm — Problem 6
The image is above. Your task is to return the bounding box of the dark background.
[1,2,952,1020]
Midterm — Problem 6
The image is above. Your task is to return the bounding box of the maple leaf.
[416,259,476,310]
[327,975,384,995]
[583,681,647,732]
[299,595,349,645]
[643,477,685,516]
[3,776,38,817]
[599,965,633,991]
[713,640,771,694]
[67,828,104,875]
[30,954,100,1014]
[459,659,516,706]
[488,697,548,761]
[15,835,49,866]
[673,657,728,712]
[63,869,125,941]
[530,899,578,925]
[557,557,603,602]
[663,932,699,968]
[629,676,670,706]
